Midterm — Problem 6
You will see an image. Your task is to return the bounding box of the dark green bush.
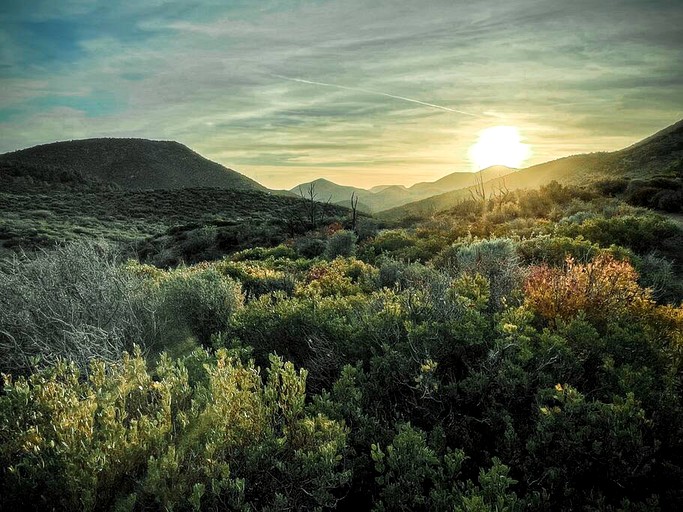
[158,267,243,346]
[295,236,327,258]
[326,229,357,259]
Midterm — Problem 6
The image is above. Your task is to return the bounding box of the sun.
[468,126,531,170]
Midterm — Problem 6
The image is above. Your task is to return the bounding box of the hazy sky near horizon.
[1,0,682,189]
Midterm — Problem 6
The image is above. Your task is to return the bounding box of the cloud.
[0,0,681,188]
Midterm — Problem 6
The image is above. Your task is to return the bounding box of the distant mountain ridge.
[380,119,683,219]
[0,138,268,192]
[291,165,516,213]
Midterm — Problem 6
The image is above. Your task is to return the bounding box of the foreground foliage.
[1,181,683,510]
[0,350,348,511]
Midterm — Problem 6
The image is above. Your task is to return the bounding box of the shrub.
[636,253,682,303]
[326,229,357,259]
[216,260,296,301]
[0,349,349,511]
[518,235,600,266]
[524,254,651,325]
[180,225,217,255]
[526,384,656,509]
[356,217,380,240]
[455,238,524,311]
[231,244,297,261]
[294,236,327,258]
[158,267,243,346]
[371,424,520,512]
[557,214,681,254]
[0,241,158,375]
[296,258,378,298]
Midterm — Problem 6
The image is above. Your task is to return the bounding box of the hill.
[0,187,350,261]
[381,119,683,220]
[291,178,372,206]
[291,166,517,213]
[0,138,268,192]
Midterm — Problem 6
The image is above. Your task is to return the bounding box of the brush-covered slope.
[291,178,371,205]
[292,166,517,213]
[381,119,683,220]
[0,138,268,192]
[0,187,350,258]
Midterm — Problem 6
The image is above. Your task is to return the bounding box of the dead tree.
[350,191,359,232]
[469,171,487,204]
[297,182,319,229]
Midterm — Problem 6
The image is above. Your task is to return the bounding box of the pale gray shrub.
[455,237,525,312]
[0,240,159,375]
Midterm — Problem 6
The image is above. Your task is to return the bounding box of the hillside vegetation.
[0,187,351,261]
[0,138,268,192]
[1,122,683,510]
[1,175,683,510]
[380,119,683,220]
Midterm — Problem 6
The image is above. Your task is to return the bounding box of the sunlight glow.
[468,126,531,169]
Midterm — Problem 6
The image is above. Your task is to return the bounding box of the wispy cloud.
[0,0,681,188]
[271,74,484,117]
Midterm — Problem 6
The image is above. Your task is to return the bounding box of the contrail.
[272,74,482,118]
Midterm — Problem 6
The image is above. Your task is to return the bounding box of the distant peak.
[479,165,516,173]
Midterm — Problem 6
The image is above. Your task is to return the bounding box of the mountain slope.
[381,119,683,219]
[0,138,268,192]
[292,166,517,213]
[291,178,372,204]
[408,165,514,196]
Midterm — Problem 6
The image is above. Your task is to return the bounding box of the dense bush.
[0,241,159,375]
[524,254,650,326]
[216,259,296,301]
[157,267,243,347]
[295,236,327,258]
[2,175,683,510]
[326,230,357,259]
[556,213,682,255]
[438,238,525,312]
[0,349,349,511]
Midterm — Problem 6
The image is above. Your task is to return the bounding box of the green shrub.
[557,213,681,254]
[216,260,296,301]
[454,238,524,311]
[294,236,327,258]
[371,424,520,512]
[0,349,349,511]
[326,229,357,259]
[231,244,297,261]
[525,385,656,510]
[518,235,600,266]
[158,268,243,347]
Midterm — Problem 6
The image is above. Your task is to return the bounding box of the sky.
[1,0,682,189]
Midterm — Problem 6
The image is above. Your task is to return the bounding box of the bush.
[526,385,656,509]
[636,252,682,303]
[326,229,357,259]
[455,238,524,312]
[371,424,520,512]
[158,268,243,346]
[294,236,327,258]
[216,260,296,301]
[518,235,601,266]
[0,349,349,511]
[524,254,651,325]
[231,244,297,261]
[557,214,681,255]
[296,258,378,298]
[0,241,159,375]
